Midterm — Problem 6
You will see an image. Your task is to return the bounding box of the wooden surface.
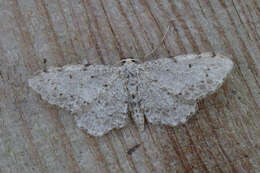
[0,0,259,172]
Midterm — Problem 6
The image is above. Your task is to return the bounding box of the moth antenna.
[144,20,173,59]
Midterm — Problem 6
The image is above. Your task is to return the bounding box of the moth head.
[120,58,140,65]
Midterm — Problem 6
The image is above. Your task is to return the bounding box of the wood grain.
[0,0,259,172]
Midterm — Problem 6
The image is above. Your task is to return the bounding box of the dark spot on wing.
[43,58,47,64]
[130,82,135,86]
[69,74,72,79]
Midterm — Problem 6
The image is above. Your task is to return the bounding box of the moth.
[28,52,233,136]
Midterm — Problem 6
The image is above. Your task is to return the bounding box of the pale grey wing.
[28,64,129,136]
[138,82,198,126]
[76,74,129,136]
[138,52,233,126]
[28,64,120,112]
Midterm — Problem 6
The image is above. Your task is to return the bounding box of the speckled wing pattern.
[28,64,129,136]
[137,52,233,126]
[28,52,233,136]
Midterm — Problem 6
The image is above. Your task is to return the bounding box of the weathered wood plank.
[0,0,259,172]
